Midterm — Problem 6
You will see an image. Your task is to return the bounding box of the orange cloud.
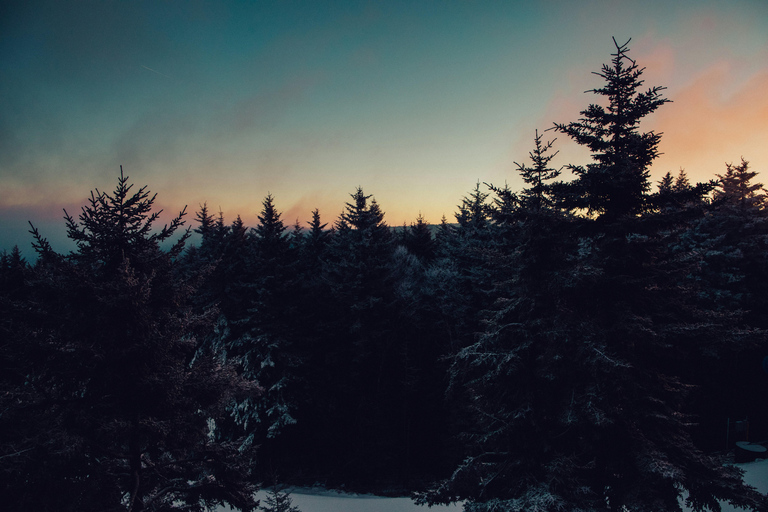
[632,38,677,86]
[649,63,768,183]
[530,45,768,191]
[0,182,82,219]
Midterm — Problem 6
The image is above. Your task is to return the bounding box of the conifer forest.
[3,39,768,512]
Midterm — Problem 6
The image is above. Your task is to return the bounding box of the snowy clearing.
[689,458,768,512]
[217,459,768,511]
[217,486,462,511]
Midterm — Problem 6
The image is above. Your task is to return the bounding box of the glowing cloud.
[650,63,768,182]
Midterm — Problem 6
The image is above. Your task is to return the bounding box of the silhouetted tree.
[236,194,301,440]
[513,129,561,212]
[304,208,331,262]
[421,42,768,512]
[714,158,767,211]
[403,213,436,262]
[258,484,301,512]
[652,169,714,213]
[554,37,669,220]
[2,169,258,512]
[677,159,768,449]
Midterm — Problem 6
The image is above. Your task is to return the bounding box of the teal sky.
[2,0,768,255]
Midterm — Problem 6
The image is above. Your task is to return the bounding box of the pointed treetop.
[657,172,675,194]
[554,38,670,219]
[52,166,189,266]
[513,129,561,212]
[455,181,491,230]
[714,158,767,211]
[341,187,386,231]
[253,194,288,255]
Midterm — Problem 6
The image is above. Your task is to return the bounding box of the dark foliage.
[419,40,768,512]
[554,38,669,220]
[1,169,259,511]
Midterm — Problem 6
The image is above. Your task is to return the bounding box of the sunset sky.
[2,0,767,254]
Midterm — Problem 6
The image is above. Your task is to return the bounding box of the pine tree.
[669,160,768,460]
[554,37,669,220]
[652,169,712,213]
[513,129,561,212]
[212,195,301,443]
[658,171,675,194]
[714,158,766,211]
[684,159,768,316]
[195,202,216,238]
[404,213,436,262]
[4,169,258,511]
[305,208,330,260]
[0,246,34,501]
[253,193,289,260]
[455,181,492,233]
[258,486,301,512]
[421,42,768,512]
[289,219,304,250]
[302,187,406,483]
[445,182,495,337]
[674,169,692,193]
[0,246,28,300]
[209,214,254,355]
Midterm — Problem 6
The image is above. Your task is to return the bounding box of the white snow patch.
[680,459,768,512]
[217,486,462,511]
[216,460,768,511]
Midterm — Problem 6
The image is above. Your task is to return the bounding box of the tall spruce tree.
[239,194,300,439]
[304,187,410,484]
[420,42,767,512]
[444,182,496,347]
[554,38,669,220]
[678,160,768,449]
[3,169,258,512]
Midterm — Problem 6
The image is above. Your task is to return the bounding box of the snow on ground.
[735,459,768,494]
[681,459,768,512]
[258,488,461,512]
[217,487,462,511]
[217,460,768,511]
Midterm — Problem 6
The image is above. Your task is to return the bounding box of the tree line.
[2,38,768,512]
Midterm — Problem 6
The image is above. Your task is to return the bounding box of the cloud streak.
[650,63,768,181]
[141,65,172,80]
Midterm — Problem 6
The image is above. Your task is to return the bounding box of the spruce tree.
[258,485,301,512]
[239,194,300,440]
[305,208,330,260]
[404,213,436,262]
[714,158,767,211]
[421,41,768,512]
[4,169,258,511]
[679,160,768,446]
[455,181,492,233]
[554,37,669,220]
[513,129,561,212]
[305,187,407,484]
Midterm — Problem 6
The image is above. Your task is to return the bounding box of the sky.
[1,0,767,255]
